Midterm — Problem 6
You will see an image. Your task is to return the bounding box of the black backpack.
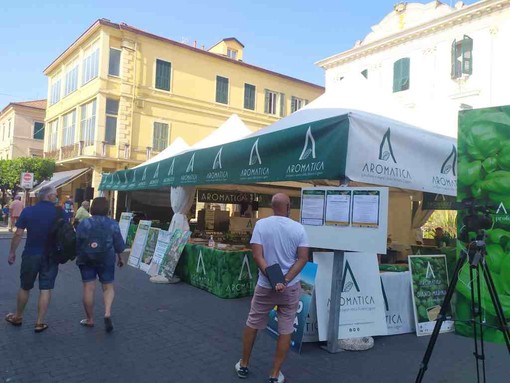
[50,208,77,264]
[80,219,112,266]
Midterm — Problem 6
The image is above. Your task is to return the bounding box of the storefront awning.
[30,168,91,197]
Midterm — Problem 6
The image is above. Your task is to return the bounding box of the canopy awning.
[99,104,456,196]
[30,168,91,197]
[134,137,189,168]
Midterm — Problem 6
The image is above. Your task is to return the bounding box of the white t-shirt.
[250,215,309,288]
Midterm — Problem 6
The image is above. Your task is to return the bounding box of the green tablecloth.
[176,244,257,299]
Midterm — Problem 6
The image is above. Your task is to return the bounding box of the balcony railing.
[44,141,154,163]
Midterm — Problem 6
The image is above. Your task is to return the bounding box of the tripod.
[416,237,510,383]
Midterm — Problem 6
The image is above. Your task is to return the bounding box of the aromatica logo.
[141,168,147,182]
[196,250,206,275]
[207,147,228,181]
[340,261,375,307]
[238,254,253,281]
[131,169,137,183]
[432,144,457,190]
[380,278,404,326]
[149,163,160,186]
[163,158,176,184]
[241,138,270,180]
[181,153,198,183]
[286,126,325,177]
[362,127,412,183]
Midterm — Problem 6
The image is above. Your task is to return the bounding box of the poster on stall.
[118,212,134,243]
[325,190,351,226]
[266,262,318,353]
[301,190,325,226]
[140,228,161,273]
[147,230,172,276]
[156,229,192,278]
[408,255,454,336]
[302,293,319,343]
[128,220,152,268]
[380,272,415,335]
[314,252,387,340]
[351,190,380,228]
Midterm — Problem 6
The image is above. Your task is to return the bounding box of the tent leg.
[322,250,345,353]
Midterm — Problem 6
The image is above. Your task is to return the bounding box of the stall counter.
[176,244,257,299]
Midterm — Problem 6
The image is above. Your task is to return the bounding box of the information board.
[128,220,151,268]
[408,255,454,336]
[301,187,388,253]
[119,212,134,243]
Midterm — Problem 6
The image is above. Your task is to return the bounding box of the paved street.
[0,235,508,383]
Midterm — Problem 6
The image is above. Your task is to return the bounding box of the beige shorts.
[246,282,301,335]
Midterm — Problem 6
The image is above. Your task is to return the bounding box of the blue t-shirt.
[16,201,58,257]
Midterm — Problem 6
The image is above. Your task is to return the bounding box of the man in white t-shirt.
[235,193,309,383]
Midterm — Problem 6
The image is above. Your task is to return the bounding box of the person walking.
[5,186,59,333]
[76,197,125,332]
[235,193,309,383]
[9,195,24,232]
[73,200,91,229]
[63,195,74,222]
[2,203,9,225]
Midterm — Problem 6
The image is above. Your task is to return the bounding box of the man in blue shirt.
[5,186,59,333]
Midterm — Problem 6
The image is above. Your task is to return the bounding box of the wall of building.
[322,1,510,137]
[0,106,45,159]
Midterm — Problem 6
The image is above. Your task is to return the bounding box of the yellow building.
[43,19,324,197]
[0,100,46,160]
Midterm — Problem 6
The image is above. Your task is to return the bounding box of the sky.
[0,0,477,107]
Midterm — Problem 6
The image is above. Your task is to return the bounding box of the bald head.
[271,193,290,217]
[82,201,90,209]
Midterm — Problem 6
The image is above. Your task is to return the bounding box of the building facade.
[316,0,510,137]
[0,100,46,160]
[43,19,324,195]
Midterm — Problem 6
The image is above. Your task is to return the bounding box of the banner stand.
[321,250,345,353]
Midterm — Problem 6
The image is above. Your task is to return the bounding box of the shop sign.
[198,190,254,204]
[422,193,456,210]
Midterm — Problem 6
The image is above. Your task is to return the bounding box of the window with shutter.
[280,93,285,117]
[265,90,278,115]
[155,59,171,91]
[216,76,229,104]
[451,35,473,79]
[109,48,121,76]
[291,96,305,113]
[244,84,256,110]
[393,58,410,93]
[153,122,169,151]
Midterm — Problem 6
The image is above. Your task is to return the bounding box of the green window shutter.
[361,69,368,79]
[451,39,458,79]
[280,93,285,117]
[216,76,228,104]
[244,84,255,110]
[264,90,270,113]
[393,58,410,92]
[291,96,296,113]
[155,60,171,91]
[462,35,473,75]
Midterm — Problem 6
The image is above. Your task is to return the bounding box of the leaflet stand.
[321,250,345,353]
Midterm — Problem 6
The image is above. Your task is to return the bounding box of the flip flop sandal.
[5,313,22,327]
[34,323,49,333]
[104,317,114,333]
[80,319,94,327]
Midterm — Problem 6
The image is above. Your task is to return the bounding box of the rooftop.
[0,99,47,116]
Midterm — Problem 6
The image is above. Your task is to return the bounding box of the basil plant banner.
[99,116,349,191]
[457,105,510,344]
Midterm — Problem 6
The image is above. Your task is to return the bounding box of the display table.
[176,244,257,299]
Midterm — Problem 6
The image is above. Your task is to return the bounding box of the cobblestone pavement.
[0,237,508,382]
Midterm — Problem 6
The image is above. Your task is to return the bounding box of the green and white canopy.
[99,108,456,196]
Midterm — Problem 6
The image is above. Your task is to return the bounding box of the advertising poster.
[325,190,351,226]
[301,190,325,226]
[140,228,161,273]
[408,255,454,336]
[457,106,510,344]
[266,262,318,353]
[128,220,151,268]
[314,252,387,340]
[118,212,134,243]
[302,293,319,343]
[380,272,415,335]
[147,230,172,276]
[351,190,380,228]
[156,229,192,278]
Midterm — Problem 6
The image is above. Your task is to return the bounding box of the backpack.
[80,219,113,266]
[50,208,77,264]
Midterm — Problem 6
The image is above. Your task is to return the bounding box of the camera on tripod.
[458,198,493,243]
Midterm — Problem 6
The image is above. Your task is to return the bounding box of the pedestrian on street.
[235,193,309,383]
[76,197,125,332]
[9,195,24,232]
[2,204,9,225]
[5,186,60,333]
[63,195,74,222]
[73,200,91,229]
